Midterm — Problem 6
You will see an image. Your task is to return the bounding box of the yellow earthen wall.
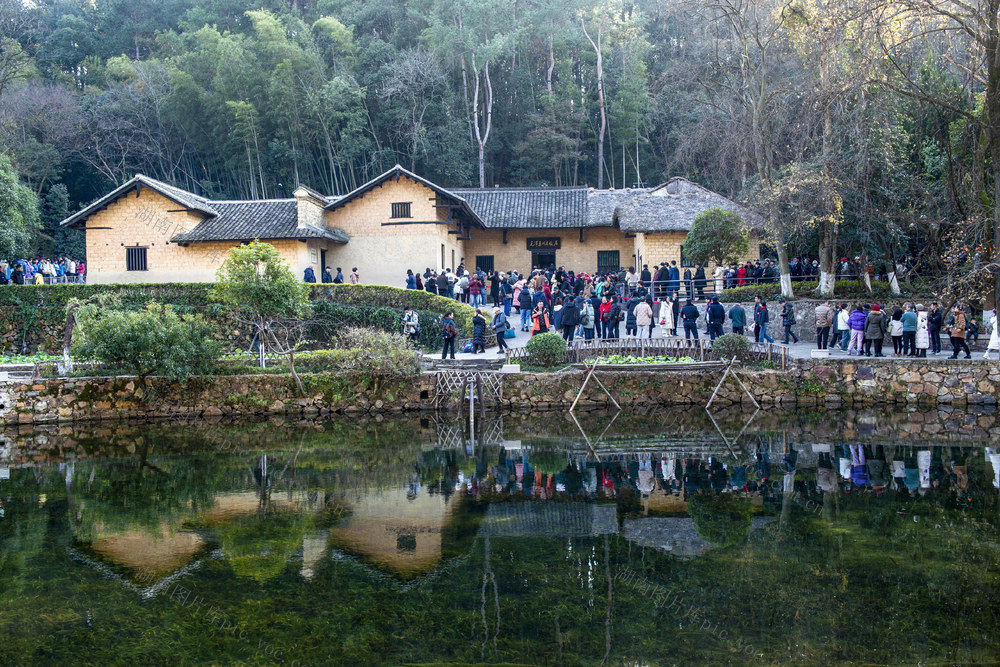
[320,175,465,285]
[84,188,301,283]
[640,230,761,270]
[462,227,634,275]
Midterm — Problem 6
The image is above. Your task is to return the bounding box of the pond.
[1,407,999,666]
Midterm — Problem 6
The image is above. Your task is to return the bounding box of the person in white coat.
[659,294,675,336]
[985,309,999,360]
[713,264,725,294]
[914,304,930,358]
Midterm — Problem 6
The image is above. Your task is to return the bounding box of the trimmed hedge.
[718,279,933,303]
[0,282,477,355]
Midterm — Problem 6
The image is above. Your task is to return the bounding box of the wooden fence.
[506,336,786,370]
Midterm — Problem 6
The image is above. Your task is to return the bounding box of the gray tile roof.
[586,188,647,228]
[479,502,619,538]
[60,174,217,229]
[450,187,590,229]
[170,200,349,244]
[616,178,760,233]
[59,174,348,244]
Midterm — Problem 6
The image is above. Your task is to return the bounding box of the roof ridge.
[451,186,589,191]
[213,198,296,204]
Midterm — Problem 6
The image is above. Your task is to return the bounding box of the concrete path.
[423,320,997,364]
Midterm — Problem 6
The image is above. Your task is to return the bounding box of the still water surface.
[2,408,999,665]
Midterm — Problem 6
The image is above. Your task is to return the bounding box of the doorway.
[320,249,327,274]
[532,252,556,270]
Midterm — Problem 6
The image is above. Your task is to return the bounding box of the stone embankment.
[0,359,997,425]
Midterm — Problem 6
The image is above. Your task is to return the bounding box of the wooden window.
[391,202,412,219]
[680,244,695,267]
[475,255,494,273]
[596,250,619,274]
[126,246,148,271]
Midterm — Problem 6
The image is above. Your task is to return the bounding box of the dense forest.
[0,0,998,300]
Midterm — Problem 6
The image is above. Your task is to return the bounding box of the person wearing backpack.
[441,311,458,359]
[580,297,596,340]
[490,307,511,354]
[517,286,534,331]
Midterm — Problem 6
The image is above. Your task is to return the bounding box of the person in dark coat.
[517,286,534,331]
[490,307,510,353]
[780,299,798,344]
[707,296,726,340]
[670,292,680,336]
[756,300,775,343]
[693,263,707,298]
[471,309,488,353]
[561,297,580,342]
[668,261,680,293]
[680,299,700,340]
[729,302,746,335]
[682,267,692,298]
[625,296,640,337]
[322,266,333,283]
[640,264,652,285]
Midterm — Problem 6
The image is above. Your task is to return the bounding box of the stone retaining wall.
[1,359,998,425]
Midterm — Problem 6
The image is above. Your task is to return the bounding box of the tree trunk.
[817,47,837,298]
[776,240,794,299]
[547,33,555,97]
[581,18,606,189]
[470,53,493,188]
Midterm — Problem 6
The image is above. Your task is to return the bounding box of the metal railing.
[506,336,786,369]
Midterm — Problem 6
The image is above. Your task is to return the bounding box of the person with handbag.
[490,307,511,354]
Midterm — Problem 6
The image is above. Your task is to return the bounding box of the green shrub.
[719,279,931,302]
[71,303,221,381]
[711,333,751,360]
[325,327,421,376]
[310,284,475,338]
[525,332,568,367]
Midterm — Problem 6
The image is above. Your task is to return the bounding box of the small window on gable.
[391,202,412,219]
[126,246,148,271]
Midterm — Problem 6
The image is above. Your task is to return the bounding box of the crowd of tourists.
[303,266,360,284]
[398,260,997,360]
[812,301,998,360]
[0,257,85,284]
[419,440,999,504]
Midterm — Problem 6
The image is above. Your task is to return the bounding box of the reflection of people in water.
[867,445,888,493]
[816,445,836,493]
[850,444,868,488]
[637,457,655,497]
[987,448,1000,490]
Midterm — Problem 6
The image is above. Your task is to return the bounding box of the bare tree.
[380,49,448,171]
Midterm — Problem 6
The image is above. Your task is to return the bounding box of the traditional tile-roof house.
[61,166,759,285]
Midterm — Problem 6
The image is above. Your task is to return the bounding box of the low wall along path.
[1,358,999,425]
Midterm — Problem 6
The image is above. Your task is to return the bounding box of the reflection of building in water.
[622,517,774,558]
[90,526,207,580]
[328,488,461,578]
[479,503,618,538]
